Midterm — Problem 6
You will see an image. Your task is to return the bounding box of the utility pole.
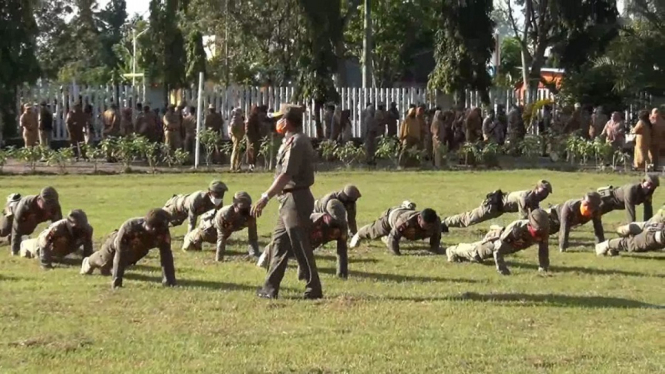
[362,0,372,88]
[225,0,230,86]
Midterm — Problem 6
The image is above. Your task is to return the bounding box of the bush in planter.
[98,138,118,162]
[404,146,427,166]
[374,136,400,167]
[46,147,75,174]
[80,143,106,173]
[0,147,14,173]
[318,139,338,162]
[458,142,479,166]
[334,141,365,168]
[592,138,613,167]
[17,146,45,173]
[199,128,222,167]
[481,142,501,167]
[518,136,542,161]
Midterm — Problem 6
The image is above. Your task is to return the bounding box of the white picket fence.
[17,84,553,141]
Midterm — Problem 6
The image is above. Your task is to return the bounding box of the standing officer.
[3,187,62,256]
[20,209,93,270]
[80,208,175,289]
[163,104,182,152]
[314,184,361,235]
[66,101,86,159]
[251,104,322,300]
[102,101,120,139]
[447,209,550,275]
[182,106,198,155]
[444,180,552,228]
[20,103,39,147]
[181,191,259,261]
[546,192,604,252]
[204,103,224,135]
[598,175,659,223]
[162,180,228,233]
[38,101,54,148]
[350,204,443,256]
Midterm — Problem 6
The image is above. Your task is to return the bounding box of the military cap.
[342,184,361,200]
[645,174,660,187]
[268,103,304,124]
[583,192,602,210]
[233,191,252,209]
[537,180,553,193]
[40,186,59,202]
[208,180,228,195]
[67,209,88,227]
[145,208,171,229]
[529,209,550,232]
[325,199,347,223]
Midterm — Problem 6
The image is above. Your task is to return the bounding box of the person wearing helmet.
[80,208,175,289]
[162,180,228,233]
[259,199,350,278]
[181,191,259,261]
[350,203,443,256]
[447,209,550,275]
[443,180,553,228]
[314,184,362,235]
[546,192,604,252]
[597,174,659,223]
[20,209,93,269]
[2,187,62,256]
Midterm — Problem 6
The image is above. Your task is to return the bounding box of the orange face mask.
[276,118,288,135]
[580,202,593,218]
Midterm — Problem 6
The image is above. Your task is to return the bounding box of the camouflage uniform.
[162,180,228,232]
[447,209,550,275]
[0,193,22,239]
[350,206,442,255]
[615,204,665,237]
[260,199,350,278]
[181,192,259,261]
[546,192,604,252]
[313,184,361,235]
[80,209,175,288]
[2,187,62,256]
[444,180,552,228]
[20,210,93,269]
[598,175,659,223]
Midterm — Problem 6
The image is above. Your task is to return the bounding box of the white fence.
[17,84,553,141]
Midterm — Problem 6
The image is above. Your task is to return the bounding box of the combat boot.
[256,251,269,269]
[349,233,360,248]
[80,257,93,275]
[595,241,610,256]
[447,247,460,262]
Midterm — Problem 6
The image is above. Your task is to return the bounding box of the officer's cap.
[233,191,252,209]
[528,209,550,232]
[537,180,553,193]
[208,180,228,195]
[342,184,361,200]
[583,192,602,210]
[645,174,660,187]
[325,199,347,223]
[145,208,171,229]
[268,104,304,125]
[67,209,88,227]
[40,186,59,202]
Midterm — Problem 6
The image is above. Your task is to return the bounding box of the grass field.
[1,170,664,373]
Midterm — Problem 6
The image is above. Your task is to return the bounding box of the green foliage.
[185,30,207,85]
[592,138,613,167]
[17,146,44,174]
[0,147,11,173]
[333,141,365,167]
[374,136,401,167]
[522,99,555,127]
[458,142,479,166]
[199,128,222,167]
[258,136,273,169]
[481,142,501,167]
[80,143,105,173]
[494,36,521,87]
[518,136,542,159]
[318,140,338,162]
[46,147,75,174]
[428,0,495,105]
[172,148,190,166]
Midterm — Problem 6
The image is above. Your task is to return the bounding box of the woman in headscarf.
[631,109,652,170]
[600,111,625,151]
[398,108,421,167]
[649,108,665,169]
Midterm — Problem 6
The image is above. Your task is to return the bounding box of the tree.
[429,0,495,106]
[495,36,521,87]
[500,0,619,103]
[33,0,75,80]
[0,0,41,139]
[97,0,128,84]
[185,30,206,84]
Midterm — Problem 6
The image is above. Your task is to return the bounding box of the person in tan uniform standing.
[102,102,120,138]
[444,180,552,228]
[80,208,175,289]
[398,108,421,167]
[20,103,39,147]
[447,209,550,275]
[120,104,133,136]
[163,104,182,152]
[182,106,197,155]
[162,180,228,233]
[66,102,86,159]
[204,103,224,134]
[252,104,322,300]
[228,107,245,172]
[38,102,54,148]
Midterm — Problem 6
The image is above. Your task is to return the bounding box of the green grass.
[1,170,664,373]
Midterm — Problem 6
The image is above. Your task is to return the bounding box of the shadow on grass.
[507,261,664,278]
[451,292,664,309]
[626,253,665,261]
[318,267,477,284]
[123,273,298,292]
[315,254,380,264]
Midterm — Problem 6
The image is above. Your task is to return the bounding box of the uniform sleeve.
[558,203,571,251]
[11,199,31,254]
[644,193,653,221]
[158,232,176,286]
[336,232,349,278]
[186,195,200,233]
[214,210,228,261]
[19,114,26,128]
[39,225,57,267]
[52,204,63,222]
[281,138,304,177]
[83,226,94,257]
[247,216,259,253]
[430,220,442,253]
[347,201,358,235]
[538,239,550,271]
[111,222,132,288]
[592,215,605,243]
[386,219,404,255]
[517,194,530,219]
[624,186,638,222]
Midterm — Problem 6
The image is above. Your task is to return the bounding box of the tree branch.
[505,0,529,56]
